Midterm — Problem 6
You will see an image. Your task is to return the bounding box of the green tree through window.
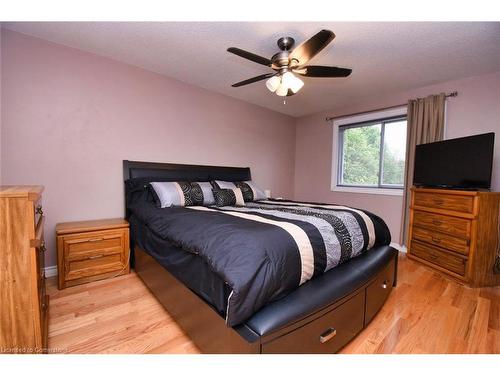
[339,118,407,188]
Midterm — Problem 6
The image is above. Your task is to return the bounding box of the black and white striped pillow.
[213,188,245,207]
[212,180,266,202]
[150,181,204,208]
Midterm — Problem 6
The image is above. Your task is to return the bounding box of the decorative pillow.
[213,188,245,207]
[211,180,267,202]
[196,182,216,205]
[149,181,204,208]
[235,181,267,202]
[211,180,237,190]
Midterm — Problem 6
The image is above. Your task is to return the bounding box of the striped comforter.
[130,199,391,326]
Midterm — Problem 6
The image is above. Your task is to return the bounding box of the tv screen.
[413,132,495,190]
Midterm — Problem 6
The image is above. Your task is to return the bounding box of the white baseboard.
[45,265,58,277]
[390,242,407,253]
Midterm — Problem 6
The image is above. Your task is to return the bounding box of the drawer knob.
[319,327,337,344]
[382,280,388,289]
[36,205,44,215]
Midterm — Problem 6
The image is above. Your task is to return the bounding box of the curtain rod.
[325,91,458,122]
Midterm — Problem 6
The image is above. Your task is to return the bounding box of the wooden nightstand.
[56,218,130,289]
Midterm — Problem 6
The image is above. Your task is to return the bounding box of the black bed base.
[135,246,398,354]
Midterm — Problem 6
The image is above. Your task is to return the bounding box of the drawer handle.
[382,280,388,289]
[431,237,441,244]
[88,254,104,260]
[88,238,104,242]
[36,205,44,215]
[319,327,337,344]
[430,254,438,259]
[432,220,442,226]
[40,242,47,252]
[433,199,444,205]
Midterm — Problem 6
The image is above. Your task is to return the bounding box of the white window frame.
[330,106,407,196]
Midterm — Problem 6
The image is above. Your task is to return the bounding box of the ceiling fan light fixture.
[275,83,288,97]
[228,29,350,96]
[290,75,304,93]
[281,71,304,94]
[265,75,281,92]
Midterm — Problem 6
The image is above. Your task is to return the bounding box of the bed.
[123,160,398,353]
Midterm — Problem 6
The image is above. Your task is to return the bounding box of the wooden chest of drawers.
[0,186,48,353]
[408,187,500,287]
[56,219,130,289]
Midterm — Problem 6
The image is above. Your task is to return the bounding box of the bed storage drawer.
[365,257,396,325]
[261,291,364,354]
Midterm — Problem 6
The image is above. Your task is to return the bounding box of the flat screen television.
[413,132,495,190]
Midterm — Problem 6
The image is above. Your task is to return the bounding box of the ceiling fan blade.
[294,65,352,77]
[227,47,272,67]
[289,30,335,66]
[231,73,276,87]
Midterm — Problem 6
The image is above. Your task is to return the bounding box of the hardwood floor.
[46,253,500,354]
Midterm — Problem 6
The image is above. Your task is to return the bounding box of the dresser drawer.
[262,291,364,353]
[36,239,47,311]
[410,241,467,276]
[33,197,44,230]
[411,226,470,256]
[413,211,471,238]
[413,191,475,214]
[62,229,126,261]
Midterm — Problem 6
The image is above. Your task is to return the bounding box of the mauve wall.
[294,71,500,243]
[1,30,296,267]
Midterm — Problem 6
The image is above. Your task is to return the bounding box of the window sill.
[331,185,404,196]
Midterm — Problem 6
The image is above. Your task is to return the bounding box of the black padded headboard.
[123,160,251,182]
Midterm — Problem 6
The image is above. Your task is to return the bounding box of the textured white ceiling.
[3,22,500,117]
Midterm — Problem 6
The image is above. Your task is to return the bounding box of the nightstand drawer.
[413,191,475,214]
[62,230,126,261]
[66,253,124,281]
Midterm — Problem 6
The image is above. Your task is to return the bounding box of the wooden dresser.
[56,218,130,289]
[0,186,48,353]
[408,187,500,287]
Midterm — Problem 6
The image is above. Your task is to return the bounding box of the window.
[331,107,407,195]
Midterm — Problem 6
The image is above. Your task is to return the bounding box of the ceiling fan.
[227,29,352,97]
